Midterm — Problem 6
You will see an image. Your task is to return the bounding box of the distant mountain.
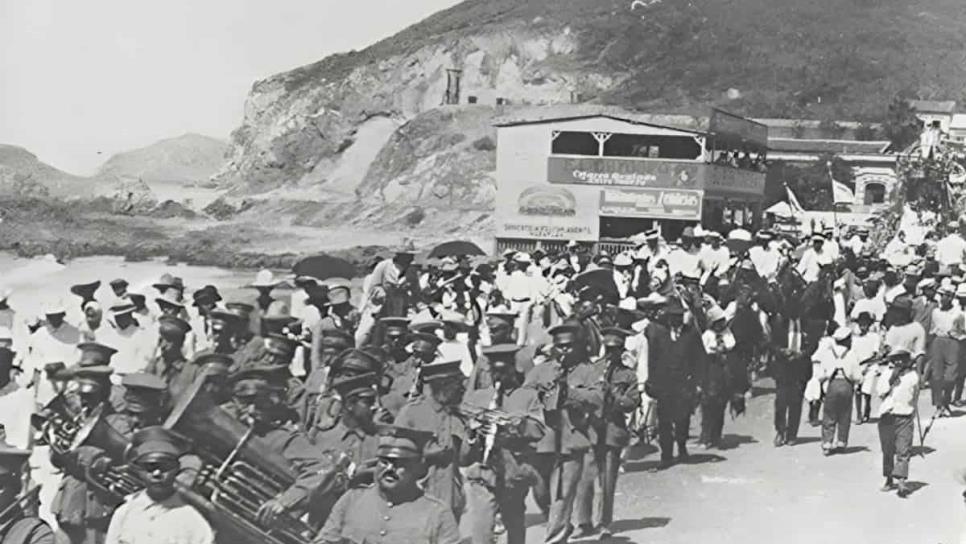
[0,145,86,198]
[96,133,227,185]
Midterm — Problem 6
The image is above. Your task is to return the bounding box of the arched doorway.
[864,182,886,205]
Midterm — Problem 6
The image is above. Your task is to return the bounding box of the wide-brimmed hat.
[249,269,284,290]
[155,290,185,311]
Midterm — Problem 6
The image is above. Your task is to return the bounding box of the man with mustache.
[317,424,459,544]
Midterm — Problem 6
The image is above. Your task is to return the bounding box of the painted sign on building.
[599,188,703,220]
[547,157,702,188]
[705,165,766,194]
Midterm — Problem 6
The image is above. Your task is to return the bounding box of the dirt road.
[524,382,966,544]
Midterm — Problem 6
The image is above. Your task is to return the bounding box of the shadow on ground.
[717,434,757,451]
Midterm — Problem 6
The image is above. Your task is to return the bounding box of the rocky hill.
[96,133,227,185]
[214,0,966,228]
[0,145,87,198]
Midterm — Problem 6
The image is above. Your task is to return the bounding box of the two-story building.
[493,108,767,253]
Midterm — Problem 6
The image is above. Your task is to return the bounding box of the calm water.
[0,253,262,323]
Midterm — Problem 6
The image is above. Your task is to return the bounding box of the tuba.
[31,393,81,455]
[69,405,142,502]
[164,376,344,544]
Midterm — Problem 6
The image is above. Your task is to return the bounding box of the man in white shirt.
[814,327,862,454]
[847,228,869,256]
[851,312,882,424]
[876,347,920,498]
[851,278,887,324]
[748,230,780,281]
[884,230,909,265]
[796,234,834,283]
[502,253,538,346]
[106,426,214,544]
[636,229,669,274]
[936,221,966,274]
[26,301,81,406]
[667,227,702,279]
[99,302,154,377]
[823,228,841,262]
[699,231,731,277]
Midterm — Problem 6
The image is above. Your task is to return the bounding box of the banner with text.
[599,188,703,220]
[547,156,703,189]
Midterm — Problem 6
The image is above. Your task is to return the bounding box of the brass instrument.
[165,376,343,544]
[455,403,519,433]
[30,393,81,454]
[69,405,142,501]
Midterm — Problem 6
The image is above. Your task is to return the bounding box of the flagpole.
[827,161,839,230]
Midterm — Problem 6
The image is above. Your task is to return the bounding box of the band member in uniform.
[304,348,382,435]
[379,318,412,369]
[876,347,920,498]
[303,329,354,410]
[145,315,192,399]
[524,323,603,544]
[464,344,545,544]
[644,299,705,468]
[0,434,54,544]
[51,363,118,544]
[384,331,442,414]
[309,372,382,525]
[105,427,213,544]
[221,366,337,526]
[317,425,459,544]
[575,328,640,538]
[396,360,468,521]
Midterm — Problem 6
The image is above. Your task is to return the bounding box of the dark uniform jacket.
[588,357,641,448]
[318,485,460,544]
[462,385,545,488]
[396,397,468,516]
[644,321,705,401]
[523,358,604,455]
[0,514,55,544]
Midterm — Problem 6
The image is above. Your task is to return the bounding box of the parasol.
[292,255,357,281]
[427,240,486,259]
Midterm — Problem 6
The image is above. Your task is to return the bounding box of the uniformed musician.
[0,434,54,544]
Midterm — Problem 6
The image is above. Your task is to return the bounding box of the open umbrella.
[292,255,357,281]
[428,240,486,259]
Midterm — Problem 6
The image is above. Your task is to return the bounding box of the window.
[467,96,478,104]
[603,133,701,159]
[864,182,886,204]
[551,132,599,156]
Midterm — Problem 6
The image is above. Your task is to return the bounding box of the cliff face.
[0,145,87,198]
[215,0,966,225]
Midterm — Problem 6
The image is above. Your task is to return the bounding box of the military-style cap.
[377,424,434,459]
[380,317,411,336]
[410,332,443,350]
[192,352,234,377]
[601,327,632,347]
[192,285,222,306]
[485,311,518,328]
[320,329,354,349]
[228,366,286,396]
[332,372,379,399]
[0,430,30,476]
[481,343,520,359]
[409,320,444,334]
[127,426,186,462]
[420,360,463,382]
[225,302,255,319]
[78,342,118,367]
[158,315,191,340]
[209,309,242,331]
[333,348,382,374]
[70,281,101,302]
[549,323,580,339]
[121,373,167,413]
[265,334,299,359]
[72,365,114,393]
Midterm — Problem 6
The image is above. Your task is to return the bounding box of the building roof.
[768,138,891,155]
[951,114,966,130]
[493,105,708,134]
[909,100,957,114]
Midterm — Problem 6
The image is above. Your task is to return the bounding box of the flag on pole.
[784,183,805,213]
[827,162,855,204]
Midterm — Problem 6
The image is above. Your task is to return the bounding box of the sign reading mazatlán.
[599,188,703,220]
[499,223,595,240]
[547,157,702,188]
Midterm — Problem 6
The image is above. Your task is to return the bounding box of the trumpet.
[455,404,520,435]
[31,393,81,455]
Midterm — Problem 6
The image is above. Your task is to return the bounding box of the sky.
[0,0,462,175]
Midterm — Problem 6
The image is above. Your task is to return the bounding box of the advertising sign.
[599,188,703,220]
[495,183,599,241]
[705,165,766,195]
[547,157,702,189]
